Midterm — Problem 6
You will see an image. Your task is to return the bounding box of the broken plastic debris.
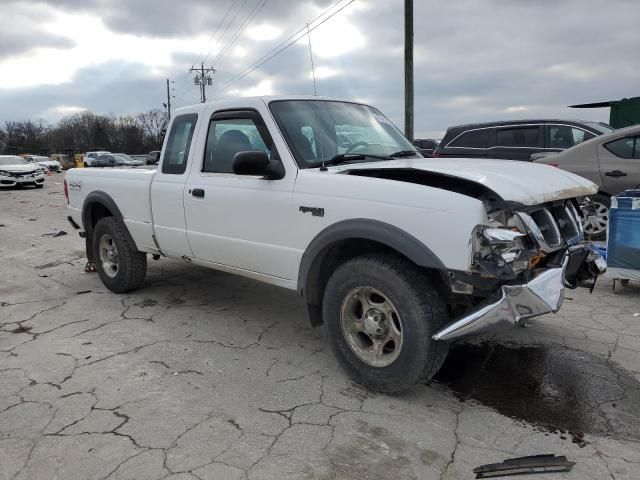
[474,454,575,478]
[42,230,67,237]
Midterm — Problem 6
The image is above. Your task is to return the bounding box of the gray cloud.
[0,29,75,59]
[1,0,638,140]
[0,2,76,60]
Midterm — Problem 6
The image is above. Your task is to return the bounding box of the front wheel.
[92,217,147,293]
[322,254,449,394]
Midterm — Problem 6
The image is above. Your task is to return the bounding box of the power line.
[223,0,346,77]
[208,0,267,67]
[193,0,243,67]
[173,0,243,91]
[210,0,355,96]
[200,0,250,66]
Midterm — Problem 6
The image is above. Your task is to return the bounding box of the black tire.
[322,254,449,394]
[584,193,610,241]
[92,217,147,293]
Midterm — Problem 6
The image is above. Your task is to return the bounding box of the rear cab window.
[162,113,198,175]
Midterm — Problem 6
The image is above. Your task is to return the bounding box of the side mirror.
[233,150,284,180]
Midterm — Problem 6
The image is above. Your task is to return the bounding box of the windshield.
[0,156,27,166]
[269,100,419,168]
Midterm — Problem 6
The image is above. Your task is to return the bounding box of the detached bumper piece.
[473,454,575,478]
[433,259,567,341]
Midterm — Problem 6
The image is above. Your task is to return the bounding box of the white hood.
[334,157,598,205]
[0,163,41,174]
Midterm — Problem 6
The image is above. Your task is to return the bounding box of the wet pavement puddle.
[434,343,640,445]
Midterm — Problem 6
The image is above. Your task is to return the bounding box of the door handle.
[605,170,627,177]
[191,188,205,197]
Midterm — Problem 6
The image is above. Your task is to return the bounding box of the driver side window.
[203,117,270,173]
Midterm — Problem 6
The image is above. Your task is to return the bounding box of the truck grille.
[518,203,582,253]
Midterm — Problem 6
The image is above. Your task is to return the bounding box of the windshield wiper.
[311,153,391,170]
[389,150,420,158]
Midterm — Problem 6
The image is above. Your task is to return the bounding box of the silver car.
[534,124,640,239]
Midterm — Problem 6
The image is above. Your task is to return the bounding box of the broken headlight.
[472,212,532,279]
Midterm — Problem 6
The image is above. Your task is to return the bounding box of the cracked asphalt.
[1,180,640,480]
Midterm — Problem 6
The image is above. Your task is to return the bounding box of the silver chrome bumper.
[433,258,568,341]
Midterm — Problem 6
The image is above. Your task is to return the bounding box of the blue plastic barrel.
[607,190,640,273]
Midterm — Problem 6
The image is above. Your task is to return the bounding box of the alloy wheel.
[340,286,403,367]
[99,233,119,278]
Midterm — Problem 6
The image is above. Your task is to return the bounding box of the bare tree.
[136,109,168,148]
[2,109,167,154]
[0,127,6,153]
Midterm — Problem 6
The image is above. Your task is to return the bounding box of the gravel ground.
[1,179,639,480]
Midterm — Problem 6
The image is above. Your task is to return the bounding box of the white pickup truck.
[65,96,605,393]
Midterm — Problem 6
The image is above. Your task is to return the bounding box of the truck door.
[184,108,298,281]
[150,113,199,256]
[598,135,640,194]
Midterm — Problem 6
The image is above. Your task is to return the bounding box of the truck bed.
[66,167,158,252]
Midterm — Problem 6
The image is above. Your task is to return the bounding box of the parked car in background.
[105,153,145,167]
[51,153,76,170]
[90,155,116,168]
[433,120,613,161]
[413,139,439,157]
[534,124,640,240]
[84,151,111,167]
[0,155,46,188]
[23,155,62,173]
[130,154,148,164]
[146,150,161,165]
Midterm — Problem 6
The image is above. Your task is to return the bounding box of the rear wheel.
[92,217,147,293]
[323,254,449,394]
[583,193,610,241]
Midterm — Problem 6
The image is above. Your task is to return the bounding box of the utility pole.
[404,0,414,141]
[190,63,215,103]
[165,78,173,118]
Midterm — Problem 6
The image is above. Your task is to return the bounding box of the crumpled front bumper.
[433,262,567,341]
[433,246,606,341]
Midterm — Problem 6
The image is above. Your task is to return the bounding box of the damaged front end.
[434,199,606,341]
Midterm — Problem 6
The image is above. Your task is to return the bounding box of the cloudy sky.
[0,0,638,138]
